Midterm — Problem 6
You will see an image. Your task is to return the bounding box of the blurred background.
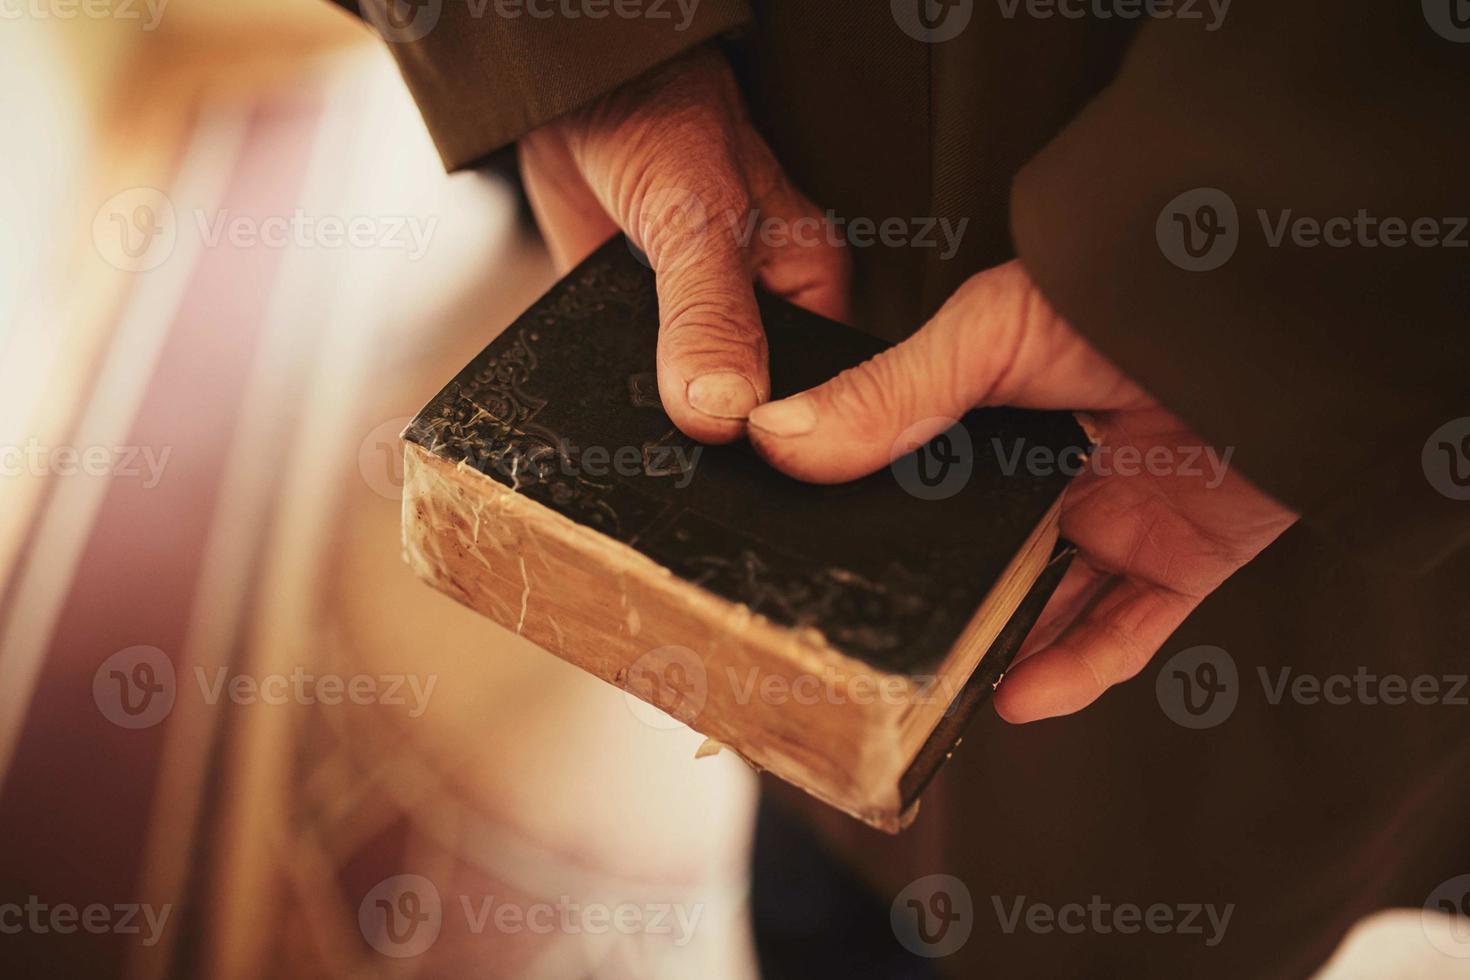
[0,4,1459,979]
[0,5,759,978]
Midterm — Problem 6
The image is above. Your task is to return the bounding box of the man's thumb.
[744,263,1064,483]
[624,181,771,444]
[745,312,983,483]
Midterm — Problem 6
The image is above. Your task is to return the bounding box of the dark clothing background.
[327,1,1470,975]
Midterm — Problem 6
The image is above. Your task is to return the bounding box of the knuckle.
[1110,629,1155,683]
[662,305,766,364]
[637,181,746,265]
[824,351,911,427]
[947,268,995,311]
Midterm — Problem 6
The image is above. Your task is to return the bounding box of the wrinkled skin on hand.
[520,47,851,444]
[520,48,1298,722]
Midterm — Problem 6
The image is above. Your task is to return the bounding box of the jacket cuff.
[351,0,752,170]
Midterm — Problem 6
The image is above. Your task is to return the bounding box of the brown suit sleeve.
[1011,3,1470,571]
[325,0,751,170]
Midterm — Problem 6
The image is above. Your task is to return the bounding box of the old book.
[401,237,1086,832]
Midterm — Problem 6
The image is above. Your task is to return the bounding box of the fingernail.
[686,372,759,420]
[748,396,817,438]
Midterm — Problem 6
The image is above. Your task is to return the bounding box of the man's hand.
[745,261,1299,723]
[522,48,1295,722]
[520,47,850,444]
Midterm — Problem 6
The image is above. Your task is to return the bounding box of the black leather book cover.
[405,237,1086,681]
